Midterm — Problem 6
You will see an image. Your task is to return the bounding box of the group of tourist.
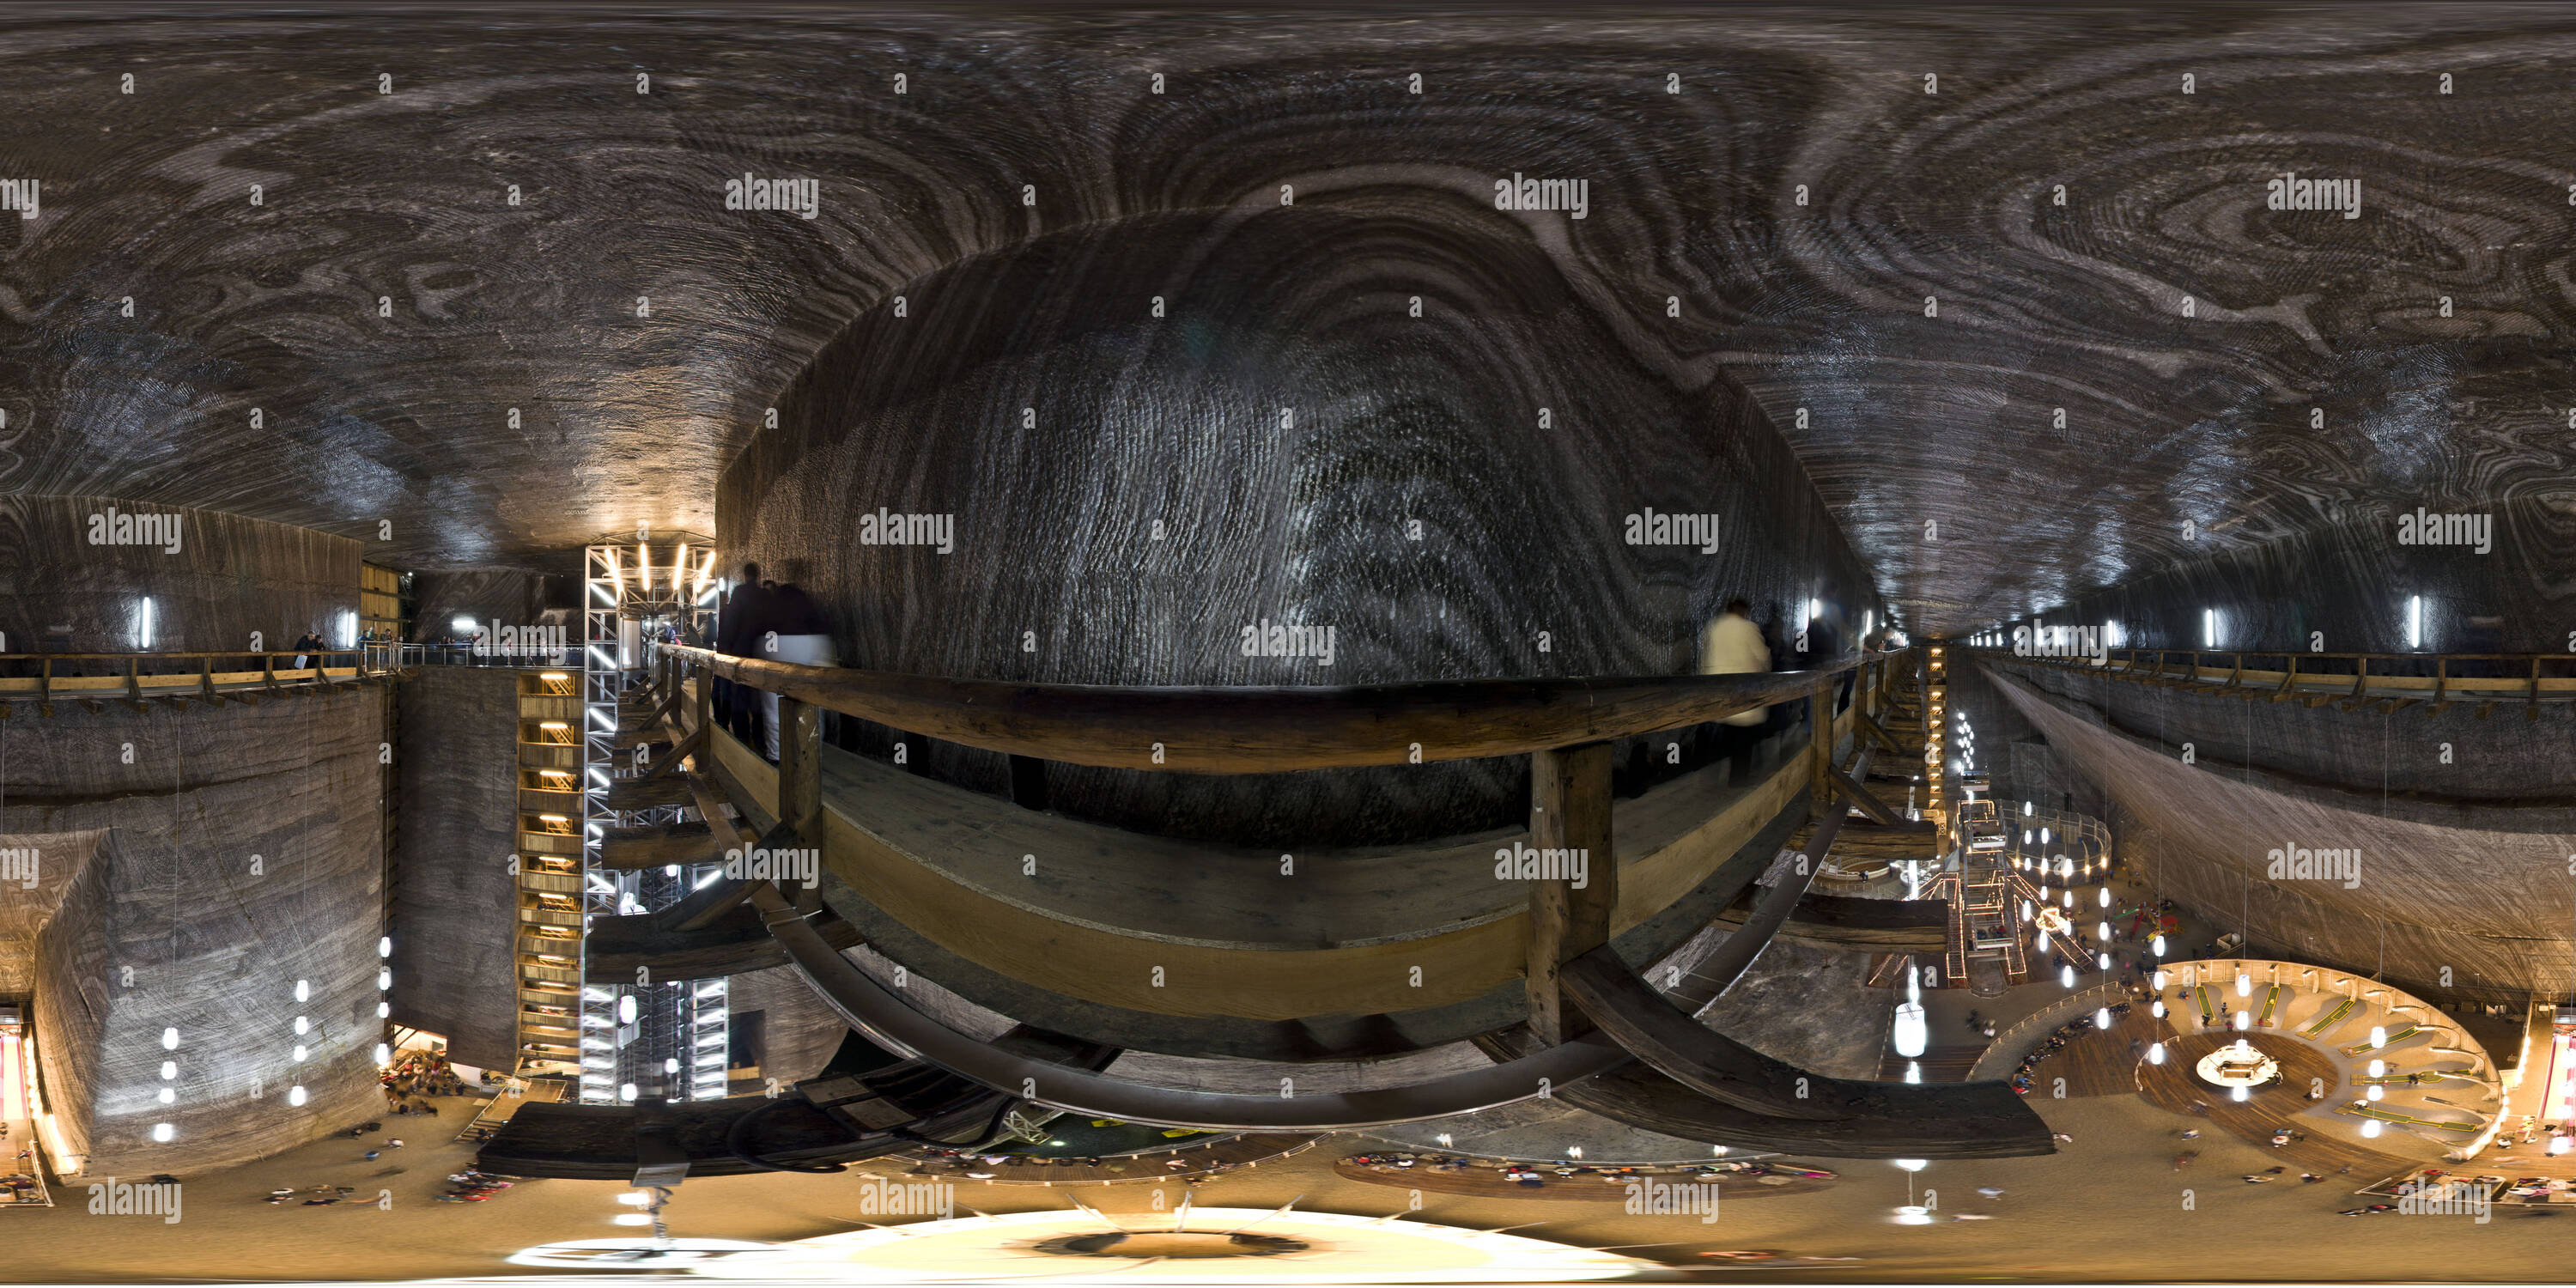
[710,560,836,762]
[379,1049,463,1115]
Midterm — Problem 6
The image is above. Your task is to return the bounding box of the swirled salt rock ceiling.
[3,5,2574,635]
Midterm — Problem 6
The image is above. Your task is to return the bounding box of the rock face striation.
[0,497,358,654]
[389,666,520,1071]
[0,9,2563,635]
[0,691,386,1176]
[721,212,1878,848]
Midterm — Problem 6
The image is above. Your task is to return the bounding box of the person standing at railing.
[761,574,837,762]
[716,562,773,751]
[1700,598,1771,785]
[292,626,325,673]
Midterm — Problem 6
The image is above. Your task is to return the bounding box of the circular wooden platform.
[2136,1031,2418,1176]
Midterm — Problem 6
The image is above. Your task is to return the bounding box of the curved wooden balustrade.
[659,642,1872,771]
[1980,646,2576,716]
[0,649,378,714]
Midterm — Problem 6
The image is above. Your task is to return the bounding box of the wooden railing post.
[777,694,825,904]
[1809,683,1835,819]
[690,657,711,750]
[1525,740,1614,1045]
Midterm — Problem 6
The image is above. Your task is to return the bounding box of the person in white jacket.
[1699,598,1771,781]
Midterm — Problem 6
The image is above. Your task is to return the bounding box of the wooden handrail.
[662,643,1877,774]
[0,650,368,661]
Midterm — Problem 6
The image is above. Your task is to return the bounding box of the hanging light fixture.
[2094,1007,2112,1029]
[2148,1042,2166,1065]
[2152,934,2166,957]
[2236,973,2251,997]
[2363,1119,2383,1139]
[2231,1085,2249,1102]
[2059,965,2075,988]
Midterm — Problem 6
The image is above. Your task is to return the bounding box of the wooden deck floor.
[2137,1032,2416,1178]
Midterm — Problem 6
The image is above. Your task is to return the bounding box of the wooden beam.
[1557,948,2056,1156]
[1524,740,1614,1045]
[777,694,825,913]
[638,723,707,783]
[1827,763,1934,831]
[1807,686,1834,819]
[1856,709,1907,755]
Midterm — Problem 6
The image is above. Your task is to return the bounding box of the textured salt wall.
[409,570,575,643]
[720,211,1879,846]
[388,667,520,1070]
[1988,657,2576,833]
[723,964,846,1087]
[0,694,387,1176]
[0,829,104,995]
[34,833,112,1166]
[0,496,359,654]
[1698,939,1893,1081]
[1944,658,2114,823]
[1998,500,2576,654]
[1983,666,2575,996]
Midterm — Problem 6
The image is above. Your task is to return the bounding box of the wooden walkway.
[2137,1033,2415,1177]
[1877,1045,1984,1082]
[455,1078,564,1144]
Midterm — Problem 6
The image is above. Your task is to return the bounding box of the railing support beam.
[776,695,825,914]
[1525,740,1615,1045]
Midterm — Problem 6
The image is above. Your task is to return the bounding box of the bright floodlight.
[1893,1158,1928,1172]
[2148,1042,2166,1065]
[1893,1001,1929,1058]
[2094,1007,2112,1029]
[2231,1085,2248,1102]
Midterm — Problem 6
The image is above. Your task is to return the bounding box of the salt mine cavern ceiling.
[6,5,2576,1286]
[1,4,2571,632]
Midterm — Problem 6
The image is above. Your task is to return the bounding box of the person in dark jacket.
[716,562,773,747]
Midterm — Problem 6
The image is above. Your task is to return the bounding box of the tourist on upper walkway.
[1700,598,1771,781]
[716,562,773,749]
